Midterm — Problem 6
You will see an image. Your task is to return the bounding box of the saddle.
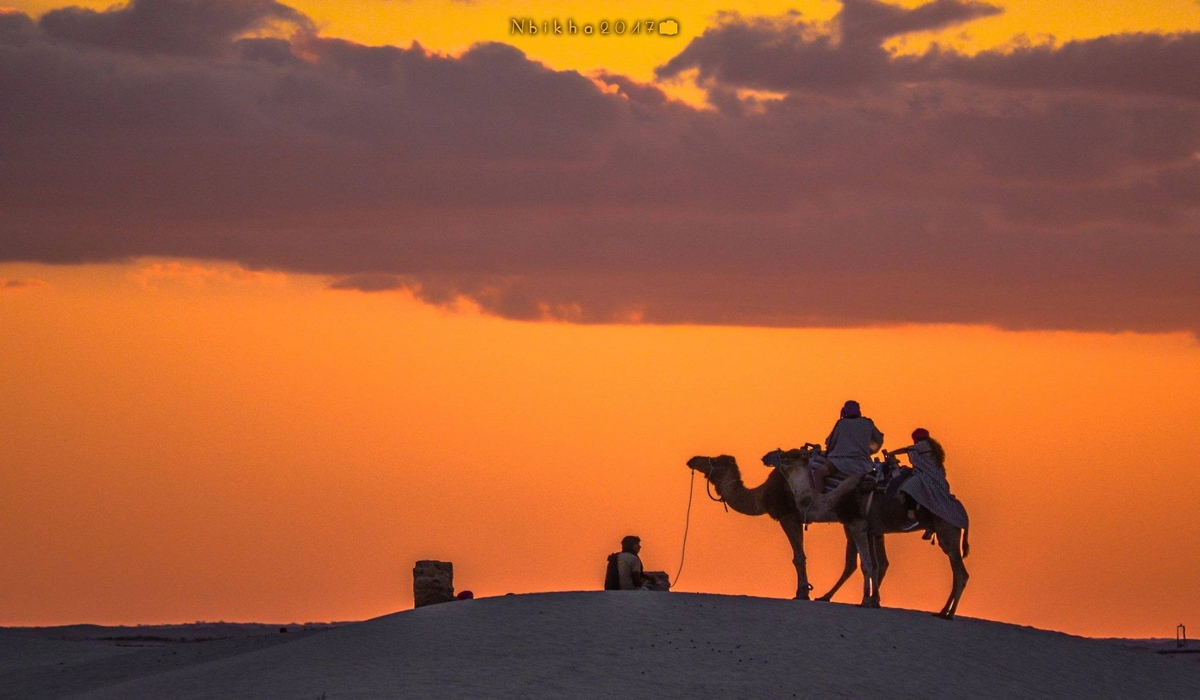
[824,471,889,494]
[884,467,914,498]
[813,451,902,495]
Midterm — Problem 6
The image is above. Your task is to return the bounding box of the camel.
[764,446,971,619]
[685,455,866,600]
[687,449,971,618]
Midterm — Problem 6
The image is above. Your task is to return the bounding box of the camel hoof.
[933,612,955,620]
[794,594,811,601]
[815,596,832,603]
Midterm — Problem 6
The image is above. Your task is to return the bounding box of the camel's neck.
[706,466,768,516]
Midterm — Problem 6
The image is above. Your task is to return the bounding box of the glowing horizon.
[2,0,1199,638]
[3,261,1197,637]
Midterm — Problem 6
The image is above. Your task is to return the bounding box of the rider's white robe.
[899,440,969,529]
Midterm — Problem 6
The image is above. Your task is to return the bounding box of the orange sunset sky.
[2,0,1199,638]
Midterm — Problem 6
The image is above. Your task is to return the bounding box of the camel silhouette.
[688,447,970,618]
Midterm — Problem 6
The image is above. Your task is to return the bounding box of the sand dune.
[5,593,1199,699]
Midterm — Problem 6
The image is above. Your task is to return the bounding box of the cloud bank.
[1,0,1198,333]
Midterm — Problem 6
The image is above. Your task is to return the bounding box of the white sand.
[4,593,1199,699]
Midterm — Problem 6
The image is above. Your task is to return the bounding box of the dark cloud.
[39,0,313,57]
[0,10,34,47]
[658,3,1200,102]
[235,36,296,65]
[657,0,1003,92]
[921,33,1200,101]
[0,0,1198,334]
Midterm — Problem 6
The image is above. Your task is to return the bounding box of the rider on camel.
[812,400,884,493]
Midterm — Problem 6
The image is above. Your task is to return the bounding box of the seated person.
[604,535,647,590]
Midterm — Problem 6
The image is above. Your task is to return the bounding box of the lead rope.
[675,457,730,589]
[672,468,697,589]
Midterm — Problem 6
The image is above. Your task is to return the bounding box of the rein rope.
[674,457,730,590]
[672,468,696,589]
[704,458,732,513]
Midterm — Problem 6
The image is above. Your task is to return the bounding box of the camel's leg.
[873,535,889,606]
[817,532,858,602]
[934,522,969,619]
[778,516,812,600]
[863,535,883,608]
[846,521,878,608]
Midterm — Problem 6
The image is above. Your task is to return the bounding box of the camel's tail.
[962,527,970,558]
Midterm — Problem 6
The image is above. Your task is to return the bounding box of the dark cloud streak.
[922,33,1200,101]
[39,0,312,57]
[839,0,1003,42]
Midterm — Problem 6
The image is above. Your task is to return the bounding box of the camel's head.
[687,455,737,477]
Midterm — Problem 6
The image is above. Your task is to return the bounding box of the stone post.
[413,560,455,608]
